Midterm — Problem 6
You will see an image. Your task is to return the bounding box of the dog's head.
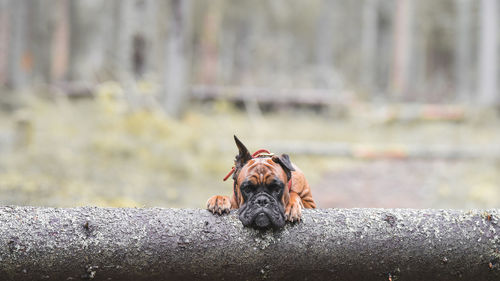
[232,136,294,229]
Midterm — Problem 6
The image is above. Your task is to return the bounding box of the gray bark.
[6,0,28,89]
[190,85,341,106]
[455,0,473,103]
[361,0,379,91]
[106,0,133,82]
[314,0,337,89]
[50,0,69,82]
[140,0,160,78]
[163,0,191,118]
[1,207,500,281]
[264,141,500,160]
[67,0,106,82]
[391,0,414,99]
[478,0,498,105]
[0,0,8,84]
[30,0,57,85]
[315,0,335,67]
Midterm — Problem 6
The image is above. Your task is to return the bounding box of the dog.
[207,136,315,229]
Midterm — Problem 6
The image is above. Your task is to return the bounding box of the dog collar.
[224,149,292,191]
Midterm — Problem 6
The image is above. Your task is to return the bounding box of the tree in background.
[0,0,499,110]
[455,0,473,103]
[162,0,191,117]
[478,0,498,105]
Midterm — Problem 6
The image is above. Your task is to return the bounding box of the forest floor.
[0,89,499,209]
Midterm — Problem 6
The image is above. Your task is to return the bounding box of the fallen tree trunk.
[265,141,500,159]
[0,207,499,281]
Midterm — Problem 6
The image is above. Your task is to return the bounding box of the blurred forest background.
[0,0,500,209]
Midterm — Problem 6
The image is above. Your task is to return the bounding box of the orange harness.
[224,149,292,191]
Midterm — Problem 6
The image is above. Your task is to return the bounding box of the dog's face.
[232,136,294,229]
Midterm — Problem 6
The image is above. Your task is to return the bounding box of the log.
[190,85,346,106]
[0,207,500,281]
[264,141,500,159]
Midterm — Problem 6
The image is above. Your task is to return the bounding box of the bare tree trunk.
[51,0,69,82]
[361,0,379,93]
[478,0,498,105]
[163,0,191,118]
[198,0,221,85]
[391,0,414,100]
[138,0,159,79]
[375,3,394,98]
[0,0,8,85]
[315,0,336,88]
[66,0,80,81]
[30,0,57,85]
[106,0,134,83]
[6,0,28,90]
[455,0,473,103]
[67,0,106,82]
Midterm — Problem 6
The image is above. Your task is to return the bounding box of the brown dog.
[207,136,315,229]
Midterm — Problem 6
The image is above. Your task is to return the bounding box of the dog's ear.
[234,135,252,172]
[272,154,295,181]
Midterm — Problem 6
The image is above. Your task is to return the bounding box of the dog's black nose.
[255,195,270,207]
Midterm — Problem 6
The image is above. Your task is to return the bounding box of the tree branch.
[0,207,499,280]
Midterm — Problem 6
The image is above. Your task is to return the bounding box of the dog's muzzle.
[238,192,285,229]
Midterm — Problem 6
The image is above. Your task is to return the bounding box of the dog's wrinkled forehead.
[236,158,287,186]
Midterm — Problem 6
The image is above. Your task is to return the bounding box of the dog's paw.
[206,195,231,215]
[285,197,302,223]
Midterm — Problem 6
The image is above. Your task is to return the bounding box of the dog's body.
[207,136,315,229]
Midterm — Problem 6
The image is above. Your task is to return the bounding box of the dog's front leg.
[285,192,303,222]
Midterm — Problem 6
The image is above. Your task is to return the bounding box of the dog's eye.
[240,183,253,194]
[268,183,282,193]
